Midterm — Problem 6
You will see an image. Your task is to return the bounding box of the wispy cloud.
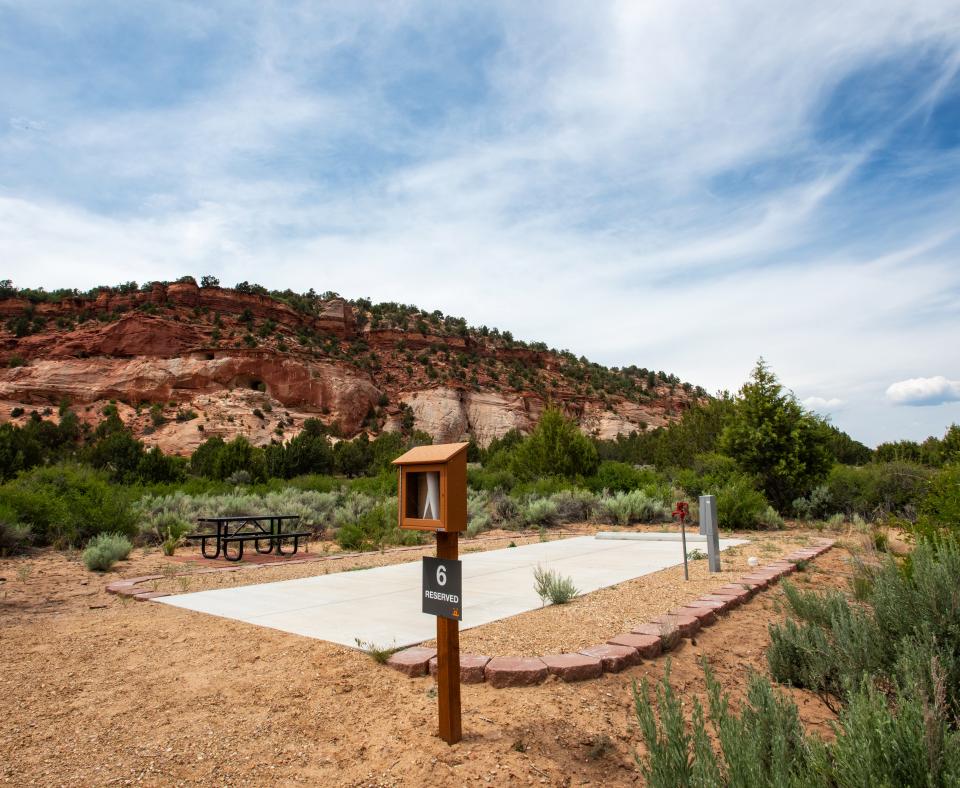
[2,1,960,446]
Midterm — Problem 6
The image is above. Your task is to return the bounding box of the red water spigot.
[672,501,689,524]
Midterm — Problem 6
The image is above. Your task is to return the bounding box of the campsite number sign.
[422,556,462,621]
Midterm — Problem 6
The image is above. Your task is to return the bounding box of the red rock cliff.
[0,283,702,453]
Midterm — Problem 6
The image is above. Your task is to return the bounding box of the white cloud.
[3,1,960,447]
[802,397,846,412]
[886,377,960,406]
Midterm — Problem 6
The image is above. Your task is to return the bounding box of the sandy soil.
[0,527,850,786]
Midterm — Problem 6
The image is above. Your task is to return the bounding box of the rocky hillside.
[0,279,705,455]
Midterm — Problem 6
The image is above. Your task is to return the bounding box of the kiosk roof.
[391,442,469,465]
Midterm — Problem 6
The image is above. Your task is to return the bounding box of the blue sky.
[2,1,959,447]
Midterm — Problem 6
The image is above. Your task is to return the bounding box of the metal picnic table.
[187,514,309,562]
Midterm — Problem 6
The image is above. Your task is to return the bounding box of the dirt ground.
[0,526,851,786]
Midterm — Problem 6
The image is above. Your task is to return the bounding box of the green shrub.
[634,657,960,787]
[713,474,768,529]
[826,461,930,520]
[467,467,517,492]
[82,544,116,571]
[769,540,960,714]
[829,676,960,786]
[137,446,186,484]
[136,487,343,538]
[768,580,886,703]
[510,476,582,498]
[0,504,31,555]
[226,470,252,485]
[87,532,132,560]
[149,403,166,427]
[756,505,785,529]
[466,490,492,537]
[82,532,132,572]
[633,661,814,787]
[587,461,649,493]
[353,638,399,664]
[548,488,598,523]
[159,517,191,556]
[331,472,387,498]
[673,453,742,499]
[335,500,418,551]
[825,512,846,529]
[0,464,137,547]
[532,564,579,605]
[912,462,960,542]
[520,497,559,527]
[792,484,832,520]
[600,489,669,525]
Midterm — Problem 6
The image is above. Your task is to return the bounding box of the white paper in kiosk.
[418,471,441,519]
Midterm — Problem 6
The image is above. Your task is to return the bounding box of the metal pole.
[680,516,689,580]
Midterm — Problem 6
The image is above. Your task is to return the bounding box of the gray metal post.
[699,495,721,572]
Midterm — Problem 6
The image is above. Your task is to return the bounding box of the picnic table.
[187,515,310,562]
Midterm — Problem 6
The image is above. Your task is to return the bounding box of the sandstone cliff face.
[16,315,199,358]
[0,283,702,453]
[394,388,534,445]
[0,355,380,437]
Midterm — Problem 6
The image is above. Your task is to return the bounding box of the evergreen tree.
[190,436,225,478]
[334,434,372,477]
[285,430,334,476]
[86,430,145,483]
[511,406,599,479]
[719,359,831,510]
[213,436,265,482]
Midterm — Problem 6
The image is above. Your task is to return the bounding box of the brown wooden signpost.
[393,442,468,745]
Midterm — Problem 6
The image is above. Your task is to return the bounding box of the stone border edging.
[385,539,835,687]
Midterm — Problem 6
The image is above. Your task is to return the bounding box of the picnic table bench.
[187,515,310,562]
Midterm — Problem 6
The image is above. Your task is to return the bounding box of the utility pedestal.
[699,494,721,573]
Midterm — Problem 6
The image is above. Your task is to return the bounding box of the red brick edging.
[385,540,835,687]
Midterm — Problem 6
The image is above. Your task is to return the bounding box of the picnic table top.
[196,514,301,523]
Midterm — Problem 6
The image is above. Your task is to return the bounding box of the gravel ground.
[0,524,849,786]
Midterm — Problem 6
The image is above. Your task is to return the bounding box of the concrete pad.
[157,534,746,650]
[595,531,709,542]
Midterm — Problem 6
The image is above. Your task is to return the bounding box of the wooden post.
[435,530,461,744]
